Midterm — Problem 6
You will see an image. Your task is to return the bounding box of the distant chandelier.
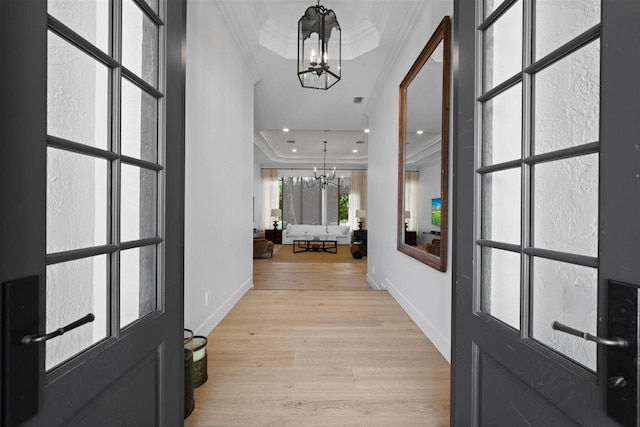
[297,0,341,90]
[307,141,337,189]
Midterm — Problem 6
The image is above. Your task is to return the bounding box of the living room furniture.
[264,229,282,244]
[352,229,367,256]
[253,237,274,258]
[350,242,365,259]
[282,224,351,245]
[293,239,338,254]
[426,239,441,256]
[422,230,440,245]
[405,231,417,246]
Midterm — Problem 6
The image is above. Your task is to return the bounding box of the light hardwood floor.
[185,246,450,426]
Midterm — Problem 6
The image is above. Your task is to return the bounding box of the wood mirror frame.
[397,16,450,271]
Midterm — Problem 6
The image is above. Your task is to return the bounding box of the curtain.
[405,171,419,231]
[349,170,367,230]
[261,169,279,230]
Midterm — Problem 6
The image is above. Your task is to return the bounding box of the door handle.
[552,321,629,348]
[21,313,95,345]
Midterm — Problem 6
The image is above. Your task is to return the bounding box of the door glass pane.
[534,0,601,60]
[481,247,520,330]
[483,1,522,92]
[47,31,109,149]
[482,83,522,166]
[48,0,110,53]
[482,168,521,244]
[121,245,157,328]
[533,154,598,257]
[47,148,108,253]
[46,255,108,370]
[484,0,500,18]
[141,0,159,14]
[121,164,158,242]
[122,0,159,88]
[121,78,158,162]
[534,39,600,155]
[532,257,597,371]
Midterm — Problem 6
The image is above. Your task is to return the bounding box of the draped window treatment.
[261,169,280,230]
[349,170,367,230]
[405,171,419,231]
[282,177,340,226]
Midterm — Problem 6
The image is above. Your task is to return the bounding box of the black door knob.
[608,376,628,389]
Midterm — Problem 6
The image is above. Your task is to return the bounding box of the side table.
[264,229,282,244]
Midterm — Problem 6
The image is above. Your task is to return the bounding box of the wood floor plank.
[185,255,450,426]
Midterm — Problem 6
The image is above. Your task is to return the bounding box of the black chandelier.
[306,141,337,189]
[297,1,341,90]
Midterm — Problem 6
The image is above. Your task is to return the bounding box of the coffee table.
[293,239,338,254]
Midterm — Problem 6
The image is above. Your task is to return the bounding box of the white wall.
[185,0,255,336]
[366,1,453,361]
[253,157,262,230]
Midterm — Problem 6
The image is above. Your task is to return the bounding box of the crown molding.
[255,131,368,165]
[406,135,442,164]
[363,0,427,117]
[259,18,297,59]
[370,1,392,37]
[258,16,379,60]
[215,0,263,83]
[342,20,379,60]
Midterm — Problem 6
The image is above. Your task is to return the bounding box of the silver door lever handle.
[21,313,95,345]
[552,321,629,348]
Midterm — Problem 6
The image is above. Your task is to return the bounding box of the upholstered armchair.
[426,239,441,256]
[253,237,274,258]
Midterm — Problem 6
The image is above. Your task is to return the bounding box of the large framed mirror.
[397,16,450,271]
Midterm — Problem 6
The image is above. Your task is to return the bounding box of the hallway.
[185,250,450,426]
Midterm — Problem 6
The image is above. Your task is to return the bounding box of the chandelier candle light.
[298,0,341,90]
[307,141,337,189]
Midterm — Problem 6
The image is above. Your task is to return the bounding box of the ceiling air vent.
[356,140,365,144]
[353,97,364,104]
[286,140,295,143]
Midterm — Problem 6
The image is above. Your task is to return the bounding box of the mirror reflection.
[398,16,450,271]
[405,42,443,253]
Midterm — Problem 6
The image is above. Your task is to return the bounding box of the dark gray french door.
[453,0,640,425]
[1,0,185,425]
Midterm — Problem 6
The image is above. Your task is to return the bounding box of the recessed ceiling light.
[283,128,289,132]
[416,130,424,135]
[353,149,358,153]
[364,129,370,133]
[292,149,297,152]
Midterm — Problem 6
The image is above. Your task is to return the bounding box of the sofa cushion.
[285,224,350,241]
[327,225,349,235]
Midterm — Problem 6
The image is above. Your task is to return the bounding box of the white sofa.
[282,224,352,245]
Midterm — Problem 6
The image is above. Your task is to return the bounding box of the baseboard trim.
[195,277,253,337]
[385,277,451,363]
[366,273,385,290]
